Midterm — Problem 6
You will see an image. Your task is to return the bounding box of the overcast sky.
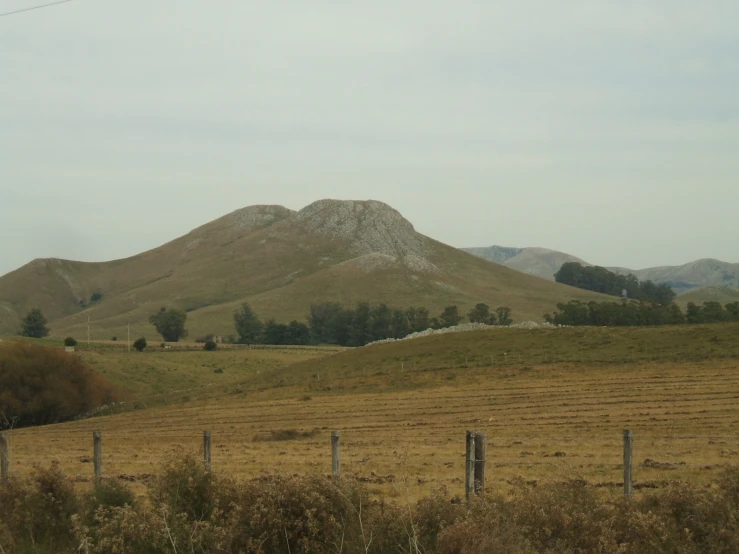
[1,0,737,277]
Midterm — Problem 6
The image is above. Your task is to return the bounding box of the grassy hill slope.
[676,285,739,308]
[0,200,610,339]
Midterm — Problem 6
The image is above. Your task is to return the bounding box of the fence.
[0,428,653,501]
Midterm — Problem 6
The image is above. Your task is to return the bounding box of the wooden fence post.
[0,432,9,480]
[474,432,487,496]
[203,431,212,472]
[465,431,476,503]
[93,431,102,487]
[331,431,341,477]
[623,429,633,496]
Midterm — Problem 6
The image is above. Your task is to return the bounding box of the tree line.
[233,301,513,347]
[545,299,739,327]
[555,262,676,305]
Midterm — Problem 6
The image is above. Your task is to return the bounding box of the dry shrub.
[0,462,79,552]
[6,458,739,553]
[507,478,616,552]
[435,499,532,554]
[0,341,123,428]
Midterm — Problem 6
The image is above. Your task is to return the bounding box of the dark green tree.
[20,308,50,338]
[439,306,463,328]
[233,303,263,344]
[391,310,410,339]
[405,307,430,332]
[308,302,343,344]
[726,302,739,321]
[467,303,498,325]
[149,308,188,342]
[368,304,393,342]
[286,321,311,345]
[64,337,77,347]
[496,306,513,326]
[701,301,727,323]
[686,302,703,324]
[133,337,147,352]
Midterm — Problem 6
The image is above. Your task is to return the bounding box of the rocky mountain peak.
[291,199,428,259]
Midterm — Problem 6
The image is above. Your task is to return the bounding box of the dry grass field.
[5,324,739,502]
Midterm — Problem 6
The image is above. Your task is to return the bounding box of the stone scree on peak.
[291,199,431,260]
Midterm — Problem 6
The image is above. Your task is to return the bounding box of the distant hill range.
[0,200,610,339]
[464,246,739,296]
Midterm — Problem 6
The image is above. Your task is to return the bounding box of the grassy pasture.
[6,324,739,501]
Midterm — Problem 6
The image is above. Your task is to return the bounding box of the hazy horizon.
[2,1,737,276]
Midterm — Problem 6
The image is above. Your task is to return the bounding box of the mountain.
[465,245,739,295]
[607,259,739,295]
[0,200,612,339]
[462,246,587,280]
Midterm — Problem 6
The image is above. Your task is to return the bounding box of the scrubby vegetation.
[546,299,739,326]
[2,457,739,553]
[0,342,122,429]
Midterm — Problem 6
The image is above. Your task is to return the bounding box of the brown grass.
[7,357,739,501]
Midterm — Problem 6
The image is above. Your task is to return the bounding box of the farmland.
[5,323,739,501]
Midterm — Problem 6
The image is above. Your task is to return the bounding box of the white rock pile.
[365,321,559,347]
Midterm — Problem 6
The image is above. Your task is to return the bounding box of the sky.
[1,0,738,277]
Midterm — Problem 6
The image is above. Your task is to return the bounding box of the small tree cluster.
[466,303,513,326]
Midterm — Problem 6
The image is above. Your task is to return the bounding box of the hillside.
[463,246,589,280]
[609,259,739,295]
[465,245,739,294]
[0,200,610,339]
[676,285,739,308]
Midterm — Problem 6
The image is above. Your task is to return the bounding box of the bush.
[133,337,147,352]
[64,336,77,347]
[111,336,118,341]
[5,458,739,553]
[84,479,137,518]
[203,340,217,351]
[0,342,121,428]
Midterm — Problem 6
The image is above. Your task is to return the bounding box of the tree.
[496,307,513,326]
[20,308,50,338]
[133,337,147,352]
[391,310,410,339]
[439,306,463,328]
[233,303,263,344]
[149,308,188,342]
[406,307,430,332]
[467,303,497,325]
[64,337,77,347]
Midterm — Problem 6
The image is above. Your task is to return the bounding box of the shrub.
[203,340,217,351]
[84,479,137,519]
[0,342,121,428]
[111,336,118,341]
[133,337,147,352]
[64,336,77,347]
